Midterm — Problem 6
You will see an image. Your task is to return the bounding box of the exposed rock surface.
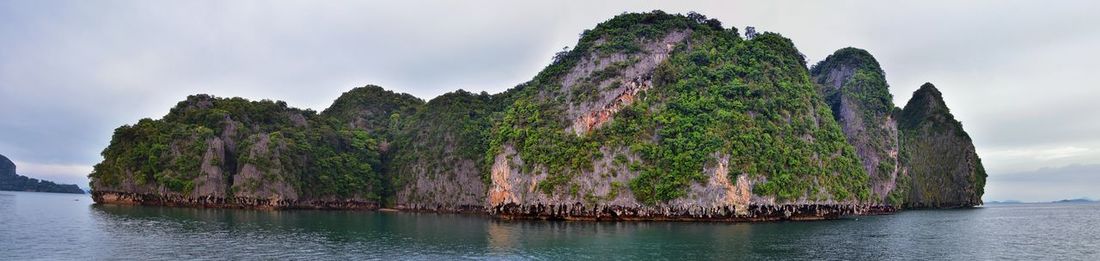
[810,49,986,209]
[566,30,688,135]
[491,202,896,221]
[483,12,882,220]
[810,48,902,203]
[90,11,985,220]
[91,191,377,210]
[389,90,503,212]
[897,83,987,208]
[0,154,85,194]
[91,93,401,209]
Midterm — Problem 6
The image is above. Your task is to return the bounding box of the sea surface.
[1,191,1097,260]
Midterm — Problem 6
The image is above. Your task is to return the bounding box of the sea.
[1,191,1097,260]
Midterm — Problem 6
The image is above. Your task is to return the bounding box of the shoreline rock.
[93,191,896,221]
[490,203,896,221]
[92,191,379,210]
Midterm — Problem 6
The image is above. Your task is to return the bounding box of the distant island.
[1052,198,1096,204]
[985,199,1096,204]
[89,11,986,221]
[0,154,85,194]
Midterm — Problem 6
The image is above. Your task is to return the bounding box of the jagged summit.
[899,83,954,129]
[898,82,986,208]
[811,47,902,203]
[811,48,883,76]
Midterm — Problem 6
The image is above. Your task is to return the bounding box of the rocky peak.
[906,83,947,110]
[811,48,883,73]
[322,85,424,134]
[811,48,885,89]
[899,83,955,131]
[898,82,985,208]
[811,47,900,203]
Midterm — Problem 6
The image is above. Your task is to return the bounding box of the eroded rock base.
[490,203,897,221]
[393,203,485,214]
[93,191,898,221]
[92,191,379,210]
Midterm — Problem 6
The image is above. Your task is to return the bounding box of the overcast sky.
[1,0,1097,202]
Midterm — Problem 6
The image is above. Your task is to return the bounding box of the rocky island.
[0,154,85,194]
[90,11,986,220]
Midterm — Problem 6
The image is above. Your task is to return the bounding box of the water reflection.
[53,201,1100,260]
[92,205,781,259]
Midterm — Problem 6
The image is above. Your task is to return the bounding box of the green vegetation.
[487,11,870,204]
[91,11,986,209]
[92,117,212,193]
[388,90,510,200]
[810,47,900,203]
[812,47,895,138]
[897,83,987,207]
[90,91,413,200]
[321,85,424,138]
[809,47,883,77]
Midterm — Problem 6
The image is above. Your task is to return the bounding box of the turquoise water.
[1,191,1097,260]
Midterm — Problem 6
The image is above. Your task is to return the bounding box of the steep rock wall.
[810,48,902,204]
[485,12,878,220]
[898,83,986,208]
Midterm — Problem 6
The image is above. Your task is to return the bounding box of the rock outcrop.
[90,92,408,209]
[897,83,987,208]
[484,11,879,219]
[389,90,506,212]
[90,11,985,218]
[810,49,986,208]
[0,154,85,194]
[810,48,903,204]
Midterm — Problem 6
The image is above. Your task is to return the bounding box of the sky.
[1,0,1097,202]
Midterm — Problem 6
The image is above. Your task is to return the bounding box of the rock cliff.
[897,83,987,208]
[810,49,986,208]
[484,11,874,220]
[810,48,903,204]
[90,11,985,218]
[388,90,509,212]
[89,93,405,209]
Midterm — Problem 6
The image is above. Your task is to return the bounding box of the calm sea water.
[1,191,1097,260]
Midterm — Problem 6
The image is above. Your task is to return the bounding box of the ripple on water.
[2,192,1099,260]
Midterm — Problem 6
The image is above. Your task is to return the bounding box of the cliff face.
[90,11,985,217]
[897,83,987,208]
[0,154,85,194]
[89,92,416,209]
[810,48,903,205]
[485,11,874,220]
[809,49,986,208]
[388,90,508,212]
